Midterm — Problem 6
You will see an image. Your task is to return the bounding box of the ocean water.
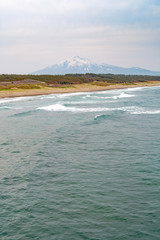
[0,86,160,240]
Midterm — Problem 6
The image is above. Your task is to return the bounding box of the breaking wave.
[113,92,135,99]
[0,96,37,105]
[131,109,160,115]
[37,104,111,112]
[37,104,137,113]
[83,92,135,100]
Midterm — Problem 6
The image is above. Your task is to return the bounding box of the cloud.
[0,0,160,30]
[0,0,160,73]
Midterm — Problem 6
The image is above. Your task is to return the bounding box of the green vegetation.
[0,73,160,90]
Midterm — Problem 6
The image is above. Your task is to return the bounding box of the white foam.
[131,110,160,115]
[120,106,160,115]
[37,104,138,113]
[0,96,36,104]
[64,100,115,105]
[125,87,145,92]
[113,92,135,99]
[94,114,106,120]
[82,94,91,99]
[38,104,67,111]
[37,104,112,112]
[55,92,90,98]
[84,92,135,100]
[127,86,160,92]
[40,95,56,99]
[95,114,101,118]
[44,90,135,100]
[92,96,113,99]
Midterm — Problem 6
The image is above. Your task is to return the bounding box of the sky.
[0,0,160,74]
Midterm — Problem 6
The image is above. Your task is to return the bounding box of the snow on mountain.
[31,57,160,76]
[65,56,91,67]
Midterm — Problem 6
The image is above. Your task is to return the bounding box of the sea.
[0,86,160,240]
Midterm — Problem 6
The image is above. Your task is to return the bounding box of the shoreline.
[0,81,160,99]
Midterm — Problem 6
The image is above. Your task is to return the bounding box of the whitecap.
[92,96,113,99]
[37,104,111,112]
[94,114,107,120]
[55,92,90,99]
[113,92,135,99]
[64,100,115,105]
[82,94,92,99]
[131,110,160,115]
[38,104,68,111]
[125,87,145,92]
[88,92,135,100]
[37,104,137,113]
[40,95,56,99]
[0,96,37,104]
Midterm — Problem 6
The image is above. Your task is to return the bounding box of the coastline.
[0,81,160,99]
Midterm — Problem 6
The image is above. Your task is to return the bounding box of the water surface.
[0,86,160,239]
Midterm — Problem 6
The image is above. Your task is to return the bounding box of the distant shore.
[0,81,160,99]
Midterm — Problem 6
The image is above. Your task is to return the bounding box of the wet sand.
[0,81,160,99]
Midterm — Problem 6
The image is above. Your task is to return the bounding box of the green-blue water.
[0,86,160,239]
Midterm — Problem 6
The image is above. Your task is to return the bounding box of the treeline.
[0,73,160,86]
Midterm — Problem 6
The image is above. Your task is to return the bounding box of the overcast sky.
[0,0,160,74]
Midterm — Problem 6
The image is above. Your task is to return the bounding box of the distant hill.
[31,56,160,76]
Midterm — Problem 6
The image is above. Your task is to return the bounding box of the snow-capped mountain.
[32,56,160,76]
[63,56,90,67]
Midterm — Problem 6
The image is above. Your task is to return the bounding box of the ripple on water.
[0,86,160,239]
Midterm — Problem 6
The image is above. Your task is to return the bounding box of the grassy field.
[0,73,160,90]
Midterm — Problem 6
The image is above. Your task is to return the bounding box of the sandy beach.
[0,81,160,99]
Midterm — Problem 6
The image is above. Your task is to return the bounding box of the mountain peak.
[65,56,91,67]
[31,57,160,76]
